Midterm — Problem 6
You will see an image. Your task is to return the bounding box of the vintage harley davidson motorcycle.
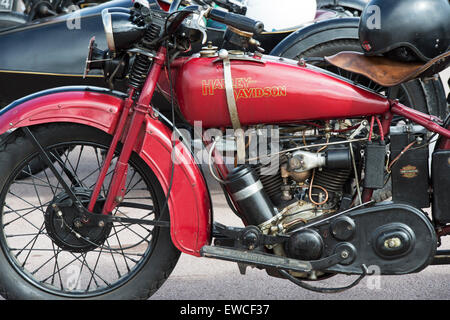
[0,0,448,299]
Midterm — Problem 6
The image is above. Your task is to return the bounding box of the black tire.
[0,131,68,181]
[0,123,180,299]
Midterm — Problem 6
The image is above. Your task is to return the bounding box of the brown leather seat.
[325,50,450,87]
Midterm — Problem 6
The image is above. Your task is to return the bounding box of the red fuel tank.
[172,54,390,128]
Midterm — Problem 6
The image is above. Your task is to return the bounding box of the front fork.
[88,47,167,215]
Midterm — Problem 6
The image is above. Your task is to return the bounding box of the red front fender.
[0,86,212,256]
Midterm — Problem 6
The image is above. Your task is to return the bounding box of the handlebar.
[169,0,183,13]
[208,8,264,34]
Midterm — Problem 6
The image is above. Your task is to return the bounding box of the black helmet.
[359,0,450,62]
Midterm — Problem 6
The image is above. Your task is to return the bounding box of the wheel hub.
[44,188,112,253]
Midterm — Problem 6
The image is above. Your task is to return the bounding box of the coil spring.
[142,23,161,48]
[128,24,161,89]
[128,55,151,89]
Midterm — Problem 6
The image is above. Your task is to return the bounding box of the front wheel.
[0,123,180,299]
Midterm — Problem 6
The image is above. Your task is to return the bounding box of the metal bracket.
[212,54,265,65]
[200,244,350,274]
[220,49,246,164]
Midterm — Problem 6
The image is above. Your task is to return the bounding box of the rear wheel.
[0,123,180,299]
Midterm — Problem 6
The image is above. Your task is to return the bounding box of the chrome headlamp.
[101,8,145,53]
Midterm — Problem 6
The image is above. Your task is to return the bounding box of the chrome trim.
[232,181,263,201]
[102,10,115,52]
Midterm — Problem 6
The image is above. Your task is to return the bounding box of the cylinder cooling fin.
[313,168,351,194]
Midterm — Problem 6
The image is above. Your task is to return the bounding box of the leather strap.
[223,57,241,129]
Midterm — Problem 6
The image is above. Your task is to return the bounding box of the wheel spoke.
[85,247,108,290]
[51,149,84,188]
[0,139,156,296]
[4,203,46,231]
[111,224,131,272]
[50,244,64,289]
[15,222,45,262]
[105,239,122,278]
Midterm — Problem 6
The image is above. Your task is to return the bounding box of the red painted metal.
[88,89,135,212]
[439,137,450,150]
[391,100,450,139]
[172,56,391,128]
[0,91,123,135]
[362,189,374,203]
[101,47,167,214]
[140,117,212,254]
[380,110,394,136]
[156,0,170,11]
[0,88,212,256]
[2,51,449,256]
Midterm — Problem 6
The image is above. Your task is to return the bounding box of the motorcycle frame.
[1,46,450,256]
